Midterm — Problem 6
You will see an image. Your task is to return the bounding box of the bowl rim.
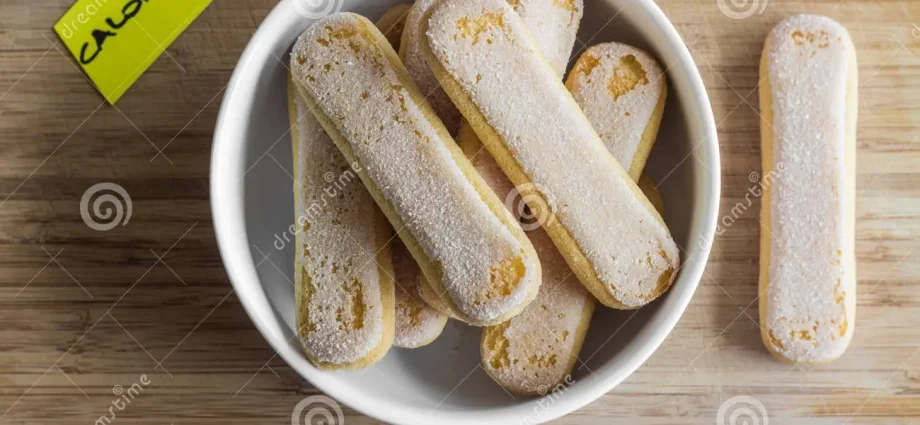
[210,0,721,423]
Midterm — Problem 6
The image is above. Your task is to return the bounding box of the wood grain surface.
[0,0,918,424]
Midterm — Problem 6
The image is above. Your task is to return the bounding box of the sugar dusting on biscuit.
[292,13,538,324]
[508,0,583,75]
[291,79,387,366]
[401,0,463,134]
[376,3,448,349]
[567,43,665,179]
[762,14,855,363]
[425,0,679,308]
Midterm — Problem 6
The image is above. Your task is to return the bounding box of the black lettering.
[80,0,150,64]
[122,0,144,19]
[105,15,129,29]
[107,0,143,28]
[79,29,116,64]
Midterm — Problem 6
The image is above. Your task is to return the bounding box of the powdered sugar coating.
[291,13,539,324]
[567,42,665,180]
[392,239,448,348]
[290,79,388,367]
[761,14,856,363]
[401,0,463,134]
[377,8,448,347]
[508,0,583,75]
[425,0,679,308]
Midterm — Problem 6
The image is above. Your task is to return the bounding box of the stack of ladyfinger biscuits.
[286,0,857,394]
[288,0,676,393]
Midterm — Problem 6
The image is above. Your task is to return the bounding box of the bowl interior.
[217,0,718,422]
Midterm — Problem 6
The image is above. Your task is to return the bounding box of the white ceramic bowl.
[211,0,720,423]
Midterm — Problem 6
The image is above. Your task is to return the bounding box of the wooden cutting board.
[0,0,917,423]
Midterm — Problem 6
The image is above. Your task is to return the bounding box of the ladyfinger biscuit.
[479,14,662,393]
[759,15,857,364]
[477,86,663,393]
[376,4,411,50]
[375,9,451,347]
[567,42,667,182]
[415,0,584,321]
[392,239,449,348]
[476,57,662,391]
[291,13,541,327]
[481,39,667,391]
[423,0,680,309]
[400,0,463,134]
[460,6,593,389]
[288,76,395,370]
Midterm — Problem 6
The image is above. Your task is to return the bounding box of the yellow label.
[54,0,212,104]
